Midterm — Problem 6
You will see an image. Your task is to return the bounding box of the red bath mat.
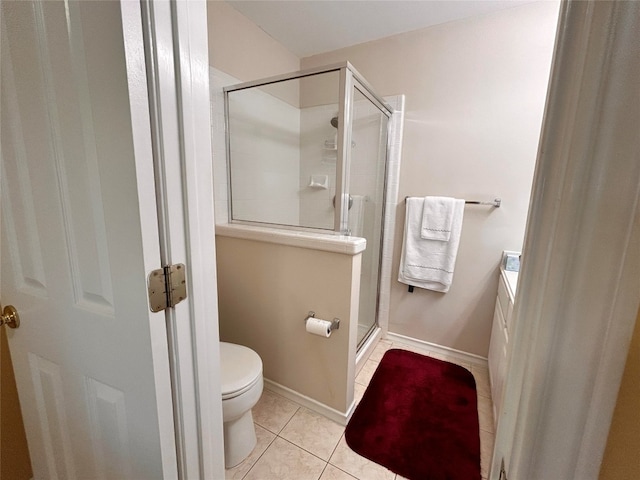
[345,349,481,480]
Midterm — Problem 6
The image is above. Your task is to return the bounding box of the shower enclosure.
[223,62,392,348]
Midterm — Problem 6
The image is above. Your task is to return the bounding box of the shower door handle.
[332,194,353,210]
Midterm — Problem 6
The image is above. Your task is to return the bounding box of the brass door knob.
[0,305,20,329]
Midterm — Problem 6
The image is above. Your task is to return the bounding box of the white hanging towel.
[421,196,456,241]
[398,197,465,292]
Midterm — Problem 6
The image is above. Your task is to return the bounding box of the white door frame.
[137,0,224,478]
[170,1,224,477]
[491,1,640,478]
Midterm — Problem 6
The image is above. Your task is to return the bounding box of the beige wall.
[207,1,299,82]
[207,1,300,106]
[302,2,559,356]
[600,306,640,478]
[215,235,360,413]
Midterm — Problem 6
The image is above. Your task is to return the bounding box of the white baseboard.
[355,327,382,374]
[263,378,350,426]
[385,332,488,368]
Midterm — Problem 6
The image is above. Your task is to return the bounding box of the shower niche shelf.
[308,175,329,189]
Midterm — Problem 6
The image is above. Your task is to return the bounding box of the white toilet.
[220,342,263,468]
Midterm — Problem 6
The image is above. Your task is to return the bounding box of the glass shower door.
[349,86,389,347]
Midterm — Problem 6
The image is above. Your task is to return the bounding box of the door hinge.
[147,264,187,312]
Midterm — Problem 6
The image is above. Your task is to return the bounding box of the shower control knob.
[332,194,354,210]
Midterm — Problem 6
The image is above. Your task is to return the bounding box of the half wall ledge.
[215,223,367,255]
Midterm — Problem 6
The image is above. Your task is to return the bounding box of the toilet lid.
[220,342,262,399]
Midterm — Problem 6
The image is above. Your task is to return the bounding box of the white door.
[1,1,177,478]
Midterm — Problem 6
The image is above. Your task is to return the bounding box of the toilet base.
[223,409,257,468]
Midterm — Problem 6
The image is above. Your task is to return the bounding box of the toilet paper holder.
[304,311,340,331]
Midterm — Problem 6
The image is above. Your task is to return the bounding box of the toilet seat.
[220,342,263,400]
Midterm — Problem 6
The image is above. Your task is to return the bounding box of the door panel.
[85,377,133,480]
[0,15,48,300]
[36,0,115,313]
[27,354,77,479]
[1,1,175,478]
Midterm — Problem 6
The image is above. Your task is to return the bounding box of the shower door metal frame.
[223,61,393,236]
[334,67,353,233]
[347,80,393,348]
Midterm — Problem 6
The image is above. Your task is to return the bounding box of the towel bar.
[405,196,501,208]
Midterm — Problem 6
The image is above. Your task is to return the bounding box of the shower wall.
[211,68,302,225]
[298,99,388,237]
[299,104,338,229]
[226,86,300,225]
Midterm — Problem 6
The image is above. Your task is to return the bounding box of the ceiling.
[227,0,533,58]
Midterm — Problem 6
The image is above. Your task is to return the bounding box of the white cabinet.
[488,272,515,427]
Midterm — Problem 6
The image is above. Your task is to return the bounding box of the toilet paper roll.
[306,317,332,338]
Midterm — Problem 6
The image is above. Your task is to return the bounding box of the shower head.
[330,116,339,128]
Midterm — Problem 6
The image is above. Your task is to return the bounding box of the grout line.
[330,463,359,480]
[326,432,345,465]
[318,462,330,479]
[279,405,301,434]
[277,435,327,461]
[239,430,276,480]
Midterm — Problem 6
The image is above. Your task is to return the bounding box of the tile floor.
[225,339,495,480]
